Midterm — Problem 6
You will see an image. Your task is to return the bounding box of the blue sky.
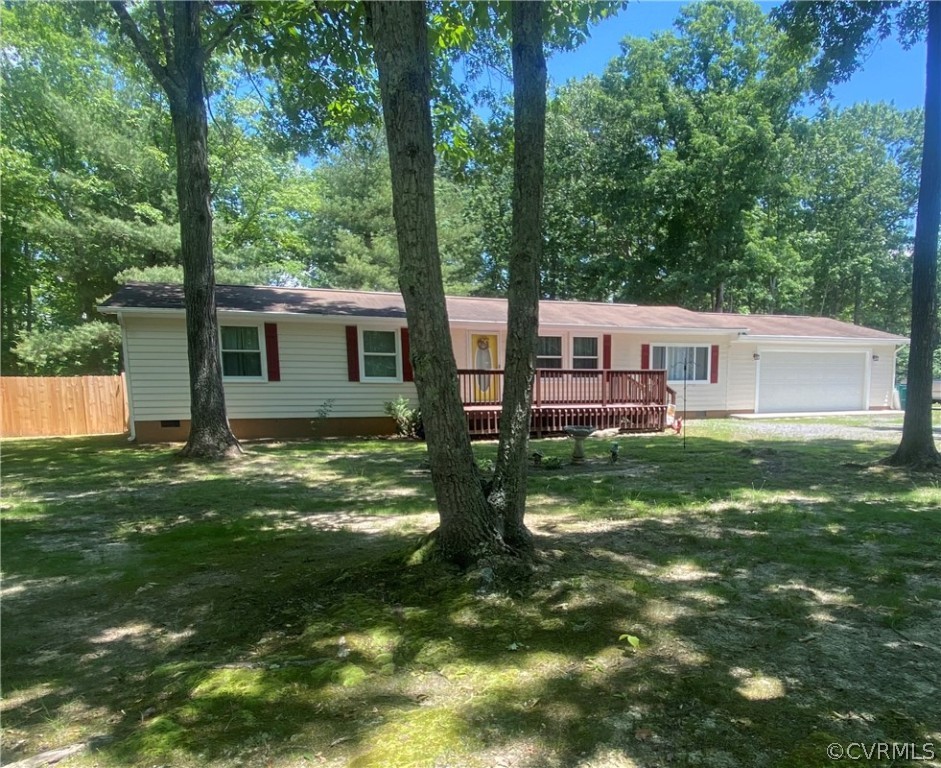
[546,1,927,112]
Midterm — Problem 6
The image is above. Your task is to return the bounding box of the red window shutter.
[710,344,720,384]
[602,334,612,369]
[401,327,414,382]
[264,323,281,382]
[345,326,360,382]
[641,344,650,370]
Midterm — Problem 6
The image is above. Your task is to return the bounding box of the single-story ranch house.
[100,283,906,443]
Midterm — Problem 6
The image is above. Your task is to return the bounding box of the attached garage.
[757,349,868,413]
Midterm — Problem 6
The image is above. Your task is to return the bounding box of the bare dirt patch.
[3,426,939,768]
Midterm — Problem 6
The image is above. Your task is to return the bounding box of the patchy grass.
[2,419,940,768]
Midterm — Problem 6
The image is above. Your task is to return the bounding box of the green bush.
[13,321,122,375]
[384,396,423,439]
[476,457,495,474]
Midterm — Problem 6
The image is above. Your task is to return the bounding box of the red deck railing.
[457,369,671,408]
[457,369,676,436]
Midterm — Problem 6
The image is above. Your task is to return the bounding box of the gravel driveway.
[723,415,941,444]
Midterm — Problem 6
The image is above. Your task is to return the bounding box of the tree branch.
[109,1,182,100]
[204,2,254,59]
[244,67,271,111]
[154,1,174,68]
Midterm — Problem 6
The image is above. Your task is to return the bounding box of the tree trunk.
[111,0,241,459]
[853,273,862,326]
[887,1,941,469]
[171,107,240,458]
[488,1,546,556]
[168,4,242,459]
[25,281,32,333]
[713,281,726,313]
[367,1,503,565]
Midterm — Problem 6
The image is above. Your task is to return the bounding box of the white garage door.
[758,350,867,413]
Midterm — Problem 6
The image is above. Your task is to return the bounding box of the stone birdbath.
[563,425,596,465]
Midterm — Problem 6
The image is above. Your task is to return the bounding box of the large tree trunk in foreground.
[488,1,546,555]
[112,1,241,459]
[367,1,503,564]
[170,3,241,459]
[887,1,940,469]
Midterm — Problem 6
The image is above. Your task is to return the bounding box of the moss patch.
[2,417,939,767]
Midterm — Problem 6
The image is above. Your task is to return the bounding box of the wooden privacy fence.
[1,375,128,438]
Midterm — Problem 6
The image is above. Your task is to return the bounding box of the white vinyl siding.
[123,317,190,420]
[726,342,759,412]
[122,316,897,422]
[612,333,730,413]
[450,327,472,368]
[123,316,416,421]
[868,346,898,408]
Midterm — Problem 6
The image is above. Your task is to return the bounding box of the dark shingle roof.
[702,312,905,340]
[101,283,409,318]
[100,283,907,341]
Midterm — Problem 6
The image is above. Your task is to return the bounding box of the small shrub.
[476,458,495,474]
[312,399,336,435]
[384,397,423,439]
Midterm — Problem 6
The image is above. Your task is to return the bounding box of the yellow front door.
[471,334,500,402]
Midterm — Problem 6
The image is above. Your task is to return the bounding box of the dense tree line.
[772,0,939,468]
[1,3,177,371]
[461,3,923,337]
[2,1,925,379]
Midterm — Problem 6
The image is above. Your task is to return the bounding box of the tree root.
[177,435,243,460]
[880,448,941,471]
[405,528,537,592]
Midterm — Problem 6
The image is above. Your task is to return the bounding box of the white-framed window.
[220,325,265,379]
[536,336,563,369]
[360,328,401,382]
[572,336,599,370]
[652,345,709,382]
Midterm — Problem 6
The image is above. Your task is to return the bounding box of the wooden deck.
[458,369,676,437]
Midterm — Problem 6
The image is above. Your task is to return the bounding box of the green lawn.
[2,417,940,768]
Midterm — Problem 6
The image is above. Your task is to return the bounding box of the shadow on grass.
[1,433,939,767]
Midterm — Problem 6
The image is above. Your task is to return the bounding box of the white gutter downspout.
[893,344,902,410]
[118,312,136,442]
